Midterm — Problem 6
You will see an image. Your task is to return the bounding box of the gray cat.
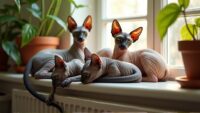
[23,15,92,113]
[81,54,142,84]
[31,15,92,79]
[47,55,83,104]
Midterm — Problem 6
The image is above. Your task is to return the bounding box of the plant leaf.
[178,0,190,9]
[180,24,197,40]
[2,41,21,65]
[1,4,19,14]
[47,15,67,31]
[76,4,87,8]
[0,15,17,23]
[14,0,21,12]
[156,3,181,41]
[27,3,41,20]
[21,24,37,47]
[4,4,18,11]
[195,17,200,27]
[26,0,38,4]
[68,0,78,7]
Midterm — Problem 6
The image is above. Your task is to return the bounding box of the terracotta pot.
[0,48,8,71]
[178,41,200,80]
[20,36,59,65]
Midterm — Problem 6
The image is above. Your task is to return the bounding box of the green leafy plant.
[0,0,85,66]
[157,0,200,41]
[0,0,27,65]
[21,0,86,47]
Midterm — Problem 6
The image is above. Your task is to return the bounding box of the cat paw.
[142,75,158,82]
[61,79,72,88]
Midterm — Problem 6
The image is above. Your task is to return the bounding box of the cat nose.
[78,33,86,42]
[119,44,126,49]
[78,38,84,42]
[81,73,90,83]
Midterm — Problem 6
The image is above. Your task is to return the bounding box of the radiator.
[12,89,161,113]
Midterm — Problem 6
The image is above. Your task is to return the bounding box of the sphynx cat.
[31,15,92,79]
[47,55,84,104]
[81,54,142,84]
[111,19,169,82]
[23,15,92,113]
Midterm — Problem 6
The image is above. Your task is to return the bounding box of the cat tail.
[96,67,142,83]
[23,58,63,113]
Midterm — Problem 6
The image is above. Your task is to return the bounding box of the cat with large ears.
[47,55,84,104]
[81,53,142,84]
[111,19,170,82]
[23,15,92,113]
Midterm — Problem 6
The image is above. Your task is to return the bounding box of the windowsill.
[0,72,200,103]
[1,72,200,111]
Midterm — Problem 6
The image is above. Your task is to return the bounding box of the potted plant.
[0,1,26,71]
[157,0,200,87]
[19,0,86,65]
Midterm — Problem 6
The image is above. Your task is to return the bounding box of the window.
[98,0,151,51]
[96,0,200,76]
[165,0,200,67]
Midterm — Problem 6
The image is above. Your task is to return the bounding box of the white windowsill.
[0,72,200,105]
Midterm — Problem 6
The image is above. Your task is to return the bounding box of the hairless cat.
[111,19,170,82]
[81,54,142,84]
[23,15,92,113]
[47,55,84,105]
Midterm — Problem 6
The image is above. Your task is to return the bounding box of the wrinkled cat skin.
[47,55,83,104]
[81,54,142,84]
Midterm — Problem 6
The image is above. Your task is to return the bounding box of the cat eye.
[82,31,87,36]
[128,40,132,44]
[115,37,124,42]
[72,32,79,37]
[73,31,87,37]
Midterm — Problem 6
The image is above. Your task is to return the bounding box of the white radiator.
[12,89,162,113]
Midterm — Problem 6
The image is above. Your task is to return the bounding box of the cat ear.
[130,27,143,42]
[84,47,92,62]
[55,55,65,68]
[111,19,122,37]
[67,16,77,32]
[91,54,102,66]
[83,15,92,31]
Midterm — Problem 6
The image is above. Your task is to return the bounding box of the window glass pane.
[104,20,147,51]
[167,17,196,66]
[105,0,147,19]
[168,0,200,9]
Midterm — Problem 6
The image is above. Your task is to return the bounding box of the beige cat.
[111,19,170,82]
